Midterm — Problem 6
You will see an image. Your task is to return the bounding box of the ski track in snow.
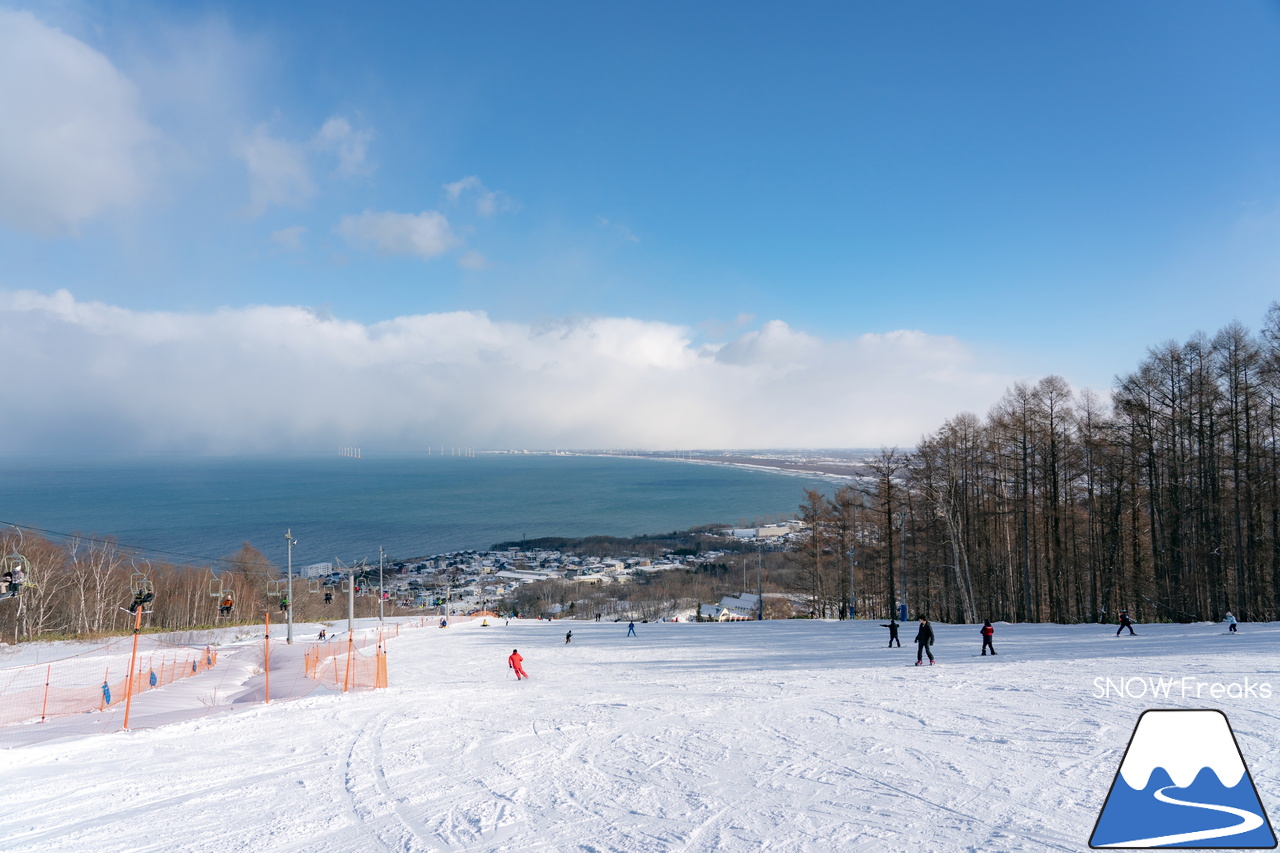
[0,619,1278,852]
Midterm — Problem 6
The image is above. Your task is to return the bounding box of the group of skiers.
[505,607,1248,679]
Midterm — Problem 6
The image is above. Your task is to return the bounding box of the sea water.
[0,454,833,566]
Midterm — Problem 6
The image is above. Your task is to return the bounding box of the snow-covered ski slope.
[1,619,1277,852]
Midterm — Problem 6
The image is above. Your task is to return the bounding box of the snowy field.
[1,617,1277,852]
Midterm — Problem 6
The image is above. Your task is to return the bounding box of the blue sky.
[1,2,1278,451]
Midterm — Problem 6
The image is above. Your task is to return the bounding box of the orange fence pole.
[40,664,51,723]
[121,605,144,731]
[264,611,271,705]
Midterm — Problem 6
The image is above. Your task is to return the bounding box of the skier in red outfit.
[508,649,528,680]
[980,621,996,655]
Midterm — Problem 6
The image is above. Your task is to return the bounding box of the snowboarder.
[318,628,327,640]
[626,621,636,637]
[980,621,996,655]
[508,649,528,680]
[219,596,233,616]
[128,590,154,613]
[565,630,572,644]
[278,596,289,613]
[323,590,333,605]
[914,617,935,665]
[1225,611,1238,633]
[881,619,901,647]
[1116,610,1136,636]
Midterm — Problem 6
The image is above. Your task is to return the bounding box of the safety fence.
[0,637,218,727]
[303,634,388,692]
[0,615,476,745]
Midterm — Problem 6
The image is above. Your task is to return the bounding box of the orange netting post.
[376,644,388,689]
[343,634,354,693]
[40,664,51,723]
[122,605,144,731]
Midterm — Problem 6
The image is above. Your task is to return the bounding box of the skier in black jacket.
[881,619,901,647]
[914,617,935,665]
[1116,610,1136,636]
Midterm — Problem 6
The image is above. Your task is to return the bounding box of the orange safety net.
[0,641,218,727]
[304,634,388,691]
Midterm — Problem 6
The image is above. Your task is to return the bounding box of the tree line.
[793,303,1280,625]
[0,536,400,642]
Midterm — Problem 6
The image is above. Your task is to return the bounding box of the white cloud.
[235,123,315,217]
[270,226,307,251]
[443,175,517,217]
[335,210,458,259]
[313,116,374,178]
[0,9,157,234]
[597,216,640,243]
[457,250,488,270]
[0,290,1016,453]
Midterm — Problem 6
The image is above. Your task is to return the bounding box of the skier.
[881,619,901,647]
[324,590,334,605]
[318,628,327,640]
[626,621,636,637]
[1116,610,1136,636]
[219,595,234,617]
[565,630,572,644]
[980,621,996,655]
[1225,611,1238,633]
[508,649,528,680]
[914,616,935,665]
[278,596,289,613]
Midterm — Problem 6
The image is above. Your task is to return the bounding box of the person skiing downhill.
[1116,610,1136,636]
[881,619,901,647]
[914,617,935,665]
[980,621,996,655]
[508,649,528,680]
[1225,611,1238,633]
[565,630,572,644]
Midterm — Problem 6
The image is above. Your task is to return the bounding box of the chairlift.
[266,579,283,597]
[306,577,321,595]
[127,572,155,614]
[0,529,31,601]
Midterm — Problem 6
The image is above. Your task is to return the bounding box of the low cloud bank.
[0,290,1013,453]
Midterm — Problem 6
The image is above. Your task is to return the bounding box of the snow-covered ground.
[1,618,1277,852]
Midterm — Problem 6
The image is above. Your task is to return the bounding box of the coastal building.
[699,593,761,621]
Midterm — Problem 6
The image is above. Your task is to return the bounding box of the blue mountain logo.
[1091,709,1276,848]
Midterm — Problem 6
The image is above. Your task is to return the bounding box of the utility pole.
[378,545,385,623]
[284,529,297,645]
[849,544,856,621]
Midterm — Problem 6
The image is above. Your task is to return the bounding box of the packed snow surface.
[1,619,1278,852]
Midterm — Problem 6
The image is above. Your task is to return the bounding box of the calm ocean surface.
[0,454,832,566]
